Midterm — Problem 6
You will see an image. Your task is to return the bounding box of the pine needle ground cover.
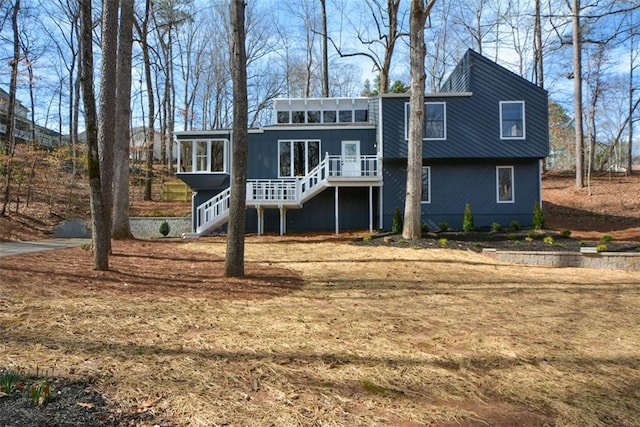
[1,236,639,426]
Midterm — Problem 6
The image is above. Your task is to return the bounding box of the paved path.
[0,239,91,257]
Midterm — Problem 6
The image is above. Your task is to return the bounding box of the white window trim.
[499,101,526,140]
[277,139,322,178]
[404,102,447,141]
[421,166,431,204]
[496,166,515,203]
[178,139,229,173]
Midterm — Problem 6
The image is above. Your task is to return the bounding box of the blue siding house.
[175,49,549,235]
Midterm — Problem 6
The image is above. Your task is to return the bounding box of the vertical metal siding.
[382,160,541,230]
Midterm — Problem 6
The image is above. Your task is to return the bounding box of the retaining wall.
[129,217,192,239]
[483,249,640,271]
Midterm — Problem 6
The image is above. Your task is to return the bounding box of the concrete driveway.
[0,239,90,257]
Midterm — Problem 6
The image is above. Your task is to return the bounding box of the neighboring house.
[0,87,67,149]
[175,49,549,235]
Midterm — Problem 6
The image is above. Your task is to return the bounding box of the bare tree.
[112,0,135,239]
[134,0,156,200]
[320,0,329,97]
[226,0,248,277]
[98,0,118,245]
[79,0,109,270]
[1,0,20,217]
[403,0,436,240]
[569,0,585,188]
[329,0,404,94]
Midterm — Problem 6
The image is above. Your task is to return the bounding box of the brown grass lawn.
[1,235,640,426]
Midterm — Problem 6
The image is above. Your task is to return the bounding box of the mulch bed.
[358,228,640,253]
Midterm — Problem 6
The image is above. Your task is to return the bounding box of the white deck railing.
[326,154,380,178]
[246,179,299,203]
[194,153,381,234]
[195,187,230,234]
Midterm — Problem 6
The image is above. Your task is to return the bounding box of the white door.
[341,140,360,177]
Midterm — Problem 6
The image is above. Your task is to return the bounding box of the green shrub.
[543,236,554,245]
[596,244,608,252]
[533,202,545,230]
[392,207,403,234]
[491,222,502,232]
[362,234,372,242]
[421,223,430,232]
[437,238,449,247]
[527,230,537,239]
[507,232,517,240]
[438,222,450,232]
[560,229,572,238]
[600,234,614,243]
[509,220,521,231]
[462,203,474,232]
[159,220,170,237]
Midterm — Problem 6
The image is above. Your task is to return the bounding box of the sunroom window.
[178,139,227,173]
[279,140,320,177]
[500,101,525,139]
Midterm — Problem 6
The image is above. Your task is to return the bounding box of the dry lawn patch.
[1,235,640,426]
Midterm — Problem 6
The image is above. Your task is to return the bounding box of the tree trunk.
[226,0,249,278]
[403,0,436,240]
[320,0,329,97]
[112,0,135,239]
[534,0,544,88]
[139,0,155,201]
[572,0,584,188]
[379,0,401,94]
[80,0,109,270]
[98,0,119,245]
[1,0,21,218]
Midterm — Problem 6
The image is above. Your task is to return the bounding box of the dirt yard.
[1,235,640,426]
[1,164,640,425]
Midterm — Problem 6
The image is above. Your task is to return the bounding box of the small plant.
[491,222,502,232]
[596,243,608,252]
[600,234,614,243]
[159,220,170,237]
[462,203,474,232]
[579,240,587,246]
[560,229,572,238]
[543,236,554,245]
[438,222,450,232]
[421,223,430,232]
[509,220,521,231]
[362,234,372,242]
[392,207,403,234]
[1,371,20,393]
[533,202,545,230]
[437,238,449,247]
[527,230,537,239]
[30,380,52,405]
[507,232,517,240]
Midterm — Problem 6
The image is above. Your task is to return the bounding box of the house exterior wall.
[381,159,541,230]
[245,187,378,233]
[247,126,377,179]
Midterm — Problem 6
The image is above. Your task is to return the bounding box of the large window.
[279,140,321,177]
[178,139,227,173]
[496,166,514,203]
[405,102,447,140]
[421,166,431,203]
[500,101,525,139]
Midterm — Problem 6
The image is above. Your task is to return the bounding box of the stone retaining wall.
[483,249,640,270]
[129,217,192,239]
